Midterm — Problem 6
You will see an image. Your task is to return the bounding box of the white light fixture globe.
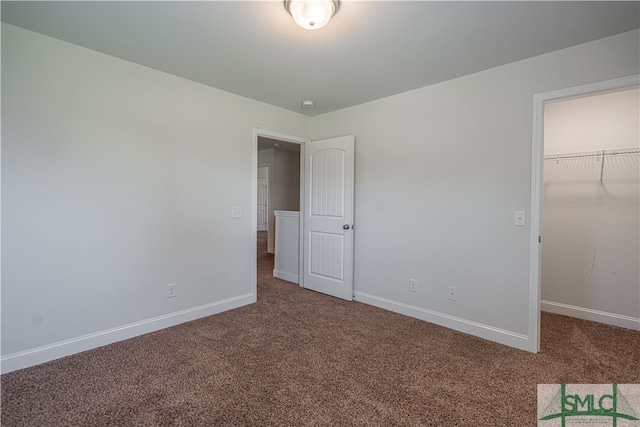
[284,0,339,31]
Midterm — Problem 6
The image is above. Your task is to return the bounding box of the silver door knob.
[343,224,350,230]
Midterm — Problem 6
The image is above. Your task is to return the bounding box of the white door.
[302,135,354,301]
[257,177,268,231]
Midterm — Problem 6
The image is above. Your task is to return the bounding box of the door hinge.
[538,235,541,243]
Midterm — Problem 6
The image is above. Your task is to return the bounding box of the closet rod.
[544,147,640,161]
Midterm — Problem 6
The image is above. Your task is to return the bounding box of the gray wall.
[273,149,301,212]
[310,30,639,346]
[1,23,310,369]
[2,21,638,370]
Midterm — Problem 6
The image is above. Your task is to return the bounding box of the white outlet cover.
[232,206,242,218]
[514,210,526,226]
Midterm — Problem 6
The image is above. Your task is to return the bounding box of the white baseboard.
[1,293,255,374]
[354,291,530,352]
[542,300,640,331]
[273,269,299,284]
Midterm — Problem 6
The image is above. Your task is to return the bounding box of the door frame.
[528,74,639,353]
[252,128,309,300]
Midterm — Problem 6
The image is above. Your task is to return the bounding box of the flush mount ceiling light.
[284,0,339,30]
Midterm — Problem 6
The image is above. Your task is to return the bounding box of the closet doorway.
[530,76,640,353]
[541,87,639,329]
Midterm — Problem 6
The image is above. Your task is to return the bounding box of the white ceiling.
[2,1,639,116]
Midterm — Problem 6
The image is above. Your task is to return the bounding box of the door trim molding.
[253,128,309,299]
[529,74,639,353]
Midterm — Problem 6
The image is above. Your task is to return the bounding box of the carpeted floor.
[2,231,639,426]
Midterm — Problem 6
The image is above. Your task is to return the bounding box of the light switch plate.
[232,206,242,218]
[514,210,526,226]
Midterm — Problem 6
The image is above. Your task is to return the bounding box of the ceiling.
[2,1,639,117]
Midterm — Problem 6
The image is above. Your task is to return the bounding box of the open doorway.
[541,87,639,330]
[252,129,356,302]
[252,130,307,301]
[529,76,640,352]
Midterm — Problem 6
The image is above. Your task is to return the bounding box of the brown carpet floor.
[2,231,639,426]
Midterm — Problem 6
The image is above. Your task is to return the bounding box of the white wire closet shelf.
[544,147,640,160]
[543,147,640,183]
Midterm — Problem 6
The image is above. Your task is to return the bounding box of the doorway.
[252,129,307,302]
[541,87,639,329]
[529,75,640,353]
[252,129,356,302]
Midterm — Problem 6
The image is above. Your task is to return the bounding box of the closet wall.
[542,87,640,329]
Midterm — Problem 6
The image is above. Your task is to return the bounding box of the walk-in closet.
[541,87,640,330]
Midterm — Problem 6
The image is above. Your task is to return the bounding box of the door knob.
[343,224,350,230]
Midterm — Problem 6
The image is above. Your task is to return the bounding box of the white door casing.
[302,135,355,301]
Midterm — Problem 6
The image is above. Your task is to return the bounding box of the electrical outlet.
[231,206,242,218]
[448,286,457,301]
[409,279,417,292]
[167,283,176,298]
